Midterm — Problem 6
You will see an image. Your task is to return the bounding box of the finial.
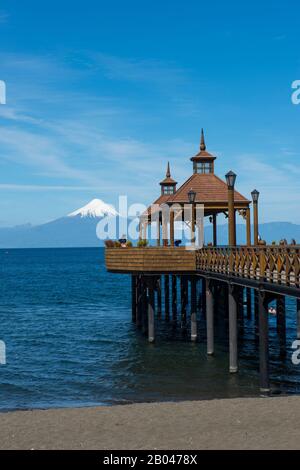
[166,161,171,178]
[200,128,206,151]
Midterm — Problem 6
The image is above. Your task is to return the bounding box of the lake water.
[0,247,299,411]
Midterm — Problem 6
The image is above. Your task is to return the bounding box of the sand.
[0,396,300,450]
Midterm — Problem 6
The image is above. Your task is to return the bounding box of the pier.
[105,130,300,393]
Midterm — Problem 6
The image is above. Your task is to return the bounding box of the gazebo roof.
[166,173,250,204]
[160,162,177,186]
[190,129,216,162]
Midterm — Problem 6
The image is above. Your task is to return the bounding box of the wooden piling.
[191,276,197,341]
[228,284,238,373]
[246,287,252,319]
[181,276,188,324]
[148,278,155,343]
[254,290,259,344]
[142,277,148,334]
[297,298,300,340]
[206,279,214,355]
[156,276,162,319]
[131,275,137,323]
[164,275,170,321]
[258,289,270,393]
[277,296,286,358]
[136,276,142,328]
[171,275,177,322]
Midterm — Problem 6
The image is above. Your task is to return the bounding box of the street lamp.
[251,189,260,245]
[188,189,196,246]
[225,171,237,246]
[251,189,259,203]
[225,170,237,189]
[188,189,196,204]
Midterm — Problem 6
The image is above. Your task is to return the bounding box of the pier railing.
[196,246,300,287]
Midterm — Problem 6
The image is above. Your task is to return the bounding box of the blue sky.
[0,0,300,225]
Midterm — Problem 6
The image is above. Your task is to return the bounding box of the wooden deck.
[105,245,300,292]
[105,247,196,273]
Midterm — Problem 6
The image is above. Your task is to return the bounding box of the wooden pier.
[105,131,300,393]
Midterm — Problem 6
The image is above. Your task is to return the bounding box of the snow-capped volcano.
[68,199,118,218]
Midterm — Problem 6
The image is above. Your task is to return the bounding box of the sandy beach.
[0,396,300,450]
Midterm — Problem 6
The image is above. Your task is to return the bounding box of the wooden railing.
[196,246,300,288]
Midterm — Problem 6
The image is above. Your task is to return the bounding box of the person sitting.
[118,234,127,248]
[174,240,182,247]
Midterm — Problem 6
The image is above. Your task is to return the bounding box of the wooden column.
[170,210,174,247]
[148,279,155,343]
[213,213,217,246]
[131,275,137,323]
[246,287,252,319]
[171,275,177,322]
[228,284,238,373]
[253,201,259,246]
[191,276,197,341]
[191,204,196,247]
[258,290,270,392]
[180,276,188,324]
[238,287,244,334]
[142,278,148,334]
[162,211,168,247]
[228,186,236,246]
[297,298,300,340]
[143,220,148,242]
[156,217,160,246]
[277,296,286,358]
[201,277,206,317]
[206,279,214,355]
[136,276,142,328]
[156,276,162,319]
[164,275,170,321]
[246,208,251,246]
[254,289,259,344]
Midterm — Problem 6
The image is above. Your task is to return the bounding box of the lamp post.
[188,189,196,246]
[251,189,260,245]
[225,171,237,246]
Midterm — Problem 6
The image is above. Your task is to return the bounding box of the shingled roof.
[166,173,250,204]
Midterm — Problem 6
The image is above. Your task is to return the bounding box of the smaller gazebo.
[142,130,254,247]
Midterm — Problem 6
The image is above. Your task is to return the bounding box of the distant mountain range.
[0,199,299,248]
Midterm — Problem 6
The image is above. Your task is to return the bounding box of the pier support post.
[171,275,177,322]
[258,289,270,393]
[181,276,188,325]
[164,275,170,321]
[206,279,214,355]
[191,276,197,341]
[142,277,148,334]
[131,275,137,323]
[246,287,252,319]
[156,276,162,319]
[277,296,286,358]
[254,290,259,344]
[136,276,143,328]
[238,287,244,335]
[297,298,300,340]
[147,278,155,343]
[228,284,238,373]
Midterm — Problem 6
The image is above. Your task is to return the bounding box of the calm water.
[0,247,299,411]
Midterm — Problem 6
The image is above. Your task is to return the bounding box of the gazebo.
[143,130,252,247]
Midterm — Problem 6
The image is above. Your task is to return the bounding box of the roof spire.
[200,128,206,151]
[166,161,171,178]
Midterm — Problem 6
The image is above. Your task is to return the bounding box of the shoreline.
[1,395,300,450]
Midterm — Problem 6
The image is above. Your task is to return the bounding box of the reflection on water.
[0,247,299,411]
